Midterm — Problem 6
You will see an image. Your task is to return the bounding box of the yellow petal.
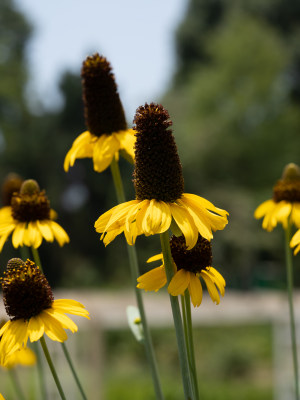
[168,269,190,296]
[40,312,68,342]
[52,299,90,318]
[37,220,54,242]
[169,203,198,249]
[177,198,212,241]
[25,221,43,248]
[28,315,45,342]
[291,204,300,229]
[115,129,136,160]
[64,131,95,171]
[201,271,220,304]
[137,266,167,292]
[206,267,226,297]
[188,274,203,307]
[254,199,274,219]
[12,222,27,248]
[93,134,120,173]
[183,193,228,217]
[147,253,163,263]
[50,221,70,246]
[44,309,78,332]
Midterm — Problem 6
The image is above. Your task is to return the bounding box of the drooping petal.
[201,270,220,304]
[41,312,68,342]
[254,199,275,219]
[168,269,191,296]
[206,267,226,297]
[291,229,300,255]
[291,204,300,229]
[137,266,167,292]
[93,134,120,173]
[177,198,212,241]
[147,253,163,263]
[52,299,90,318]
[28,315,45,342]
[44,308,78,333]
[64,131,95,171]
[37,220,54,242]
[188,274,203,307]
[24,221,43,248]
[12,222,27,248]
[169,203,198,249]
[49,221,70,246]
[115,129,136,161]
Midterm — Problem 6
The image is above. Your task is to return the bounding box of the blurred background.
[0,0,300,398]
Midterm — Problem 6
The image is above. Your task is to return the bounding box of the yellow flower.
[137,235,225,307]
[291,229,300,255]
[2,347,36,369]
[254,163,300,231]
[64,53,135,173]
[64,128,135,173]
[0,258,89,365]
[0,394,4,400]
[95,103,228,249]
[0,179,69,251]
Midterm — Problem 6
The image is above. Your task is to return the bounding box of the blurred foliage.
[163,0,300,289]
[104,324,273,399]
[0,0,299,288]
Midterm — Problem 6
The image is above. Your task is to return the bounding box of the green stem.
[61,342,88,400]
[160,231,193,400]
[110,158,164,400]
[31,248,88,400]
[285,221,299,400]
[184,291,200,400]
[31,247,43,273]
[19,245,30,261]
[39,337,66,400]
[33,341,48,400]
[8,368,26,400]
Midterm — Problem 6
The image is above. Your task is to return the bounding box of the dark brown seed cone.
[273,164,300,203]
[81,53,127,136]
[1,259,53,320]
[1,173,23,206]
[133,103,184,202]
[170,235,212,274]
[11,179,51,222]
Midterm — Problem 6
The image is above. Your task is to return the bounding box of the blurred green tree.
[164,1,300,288]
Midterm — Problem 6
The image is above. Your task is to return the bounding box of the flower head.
[0,258,89,365]
[95,103,228,249]
[137,235,225,307]
[0,179,69,251]
[64,53,135,173]
[254,163,300,231]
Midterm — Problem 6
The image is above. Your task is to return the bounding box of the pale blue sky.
[14,0,187,119]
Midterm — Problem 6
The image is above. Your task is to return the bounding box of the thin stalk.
[285,220,299,400]
[61,342,88,400]
[184,290,200,400]
[8,368,26,400]
[31,247,43,273]
[19,245,30,261]
[39,336,66,400]
[160,231,193,400]
[110,157,164,400]
[31,248,88,400]
[33,341,48,400]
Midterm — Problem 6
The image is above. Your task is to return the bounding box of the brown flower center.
[170,235,212,274]
[133,103,184,202]
[81,53,127,137]
[1,259,54,321]
[11,180,50,222]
